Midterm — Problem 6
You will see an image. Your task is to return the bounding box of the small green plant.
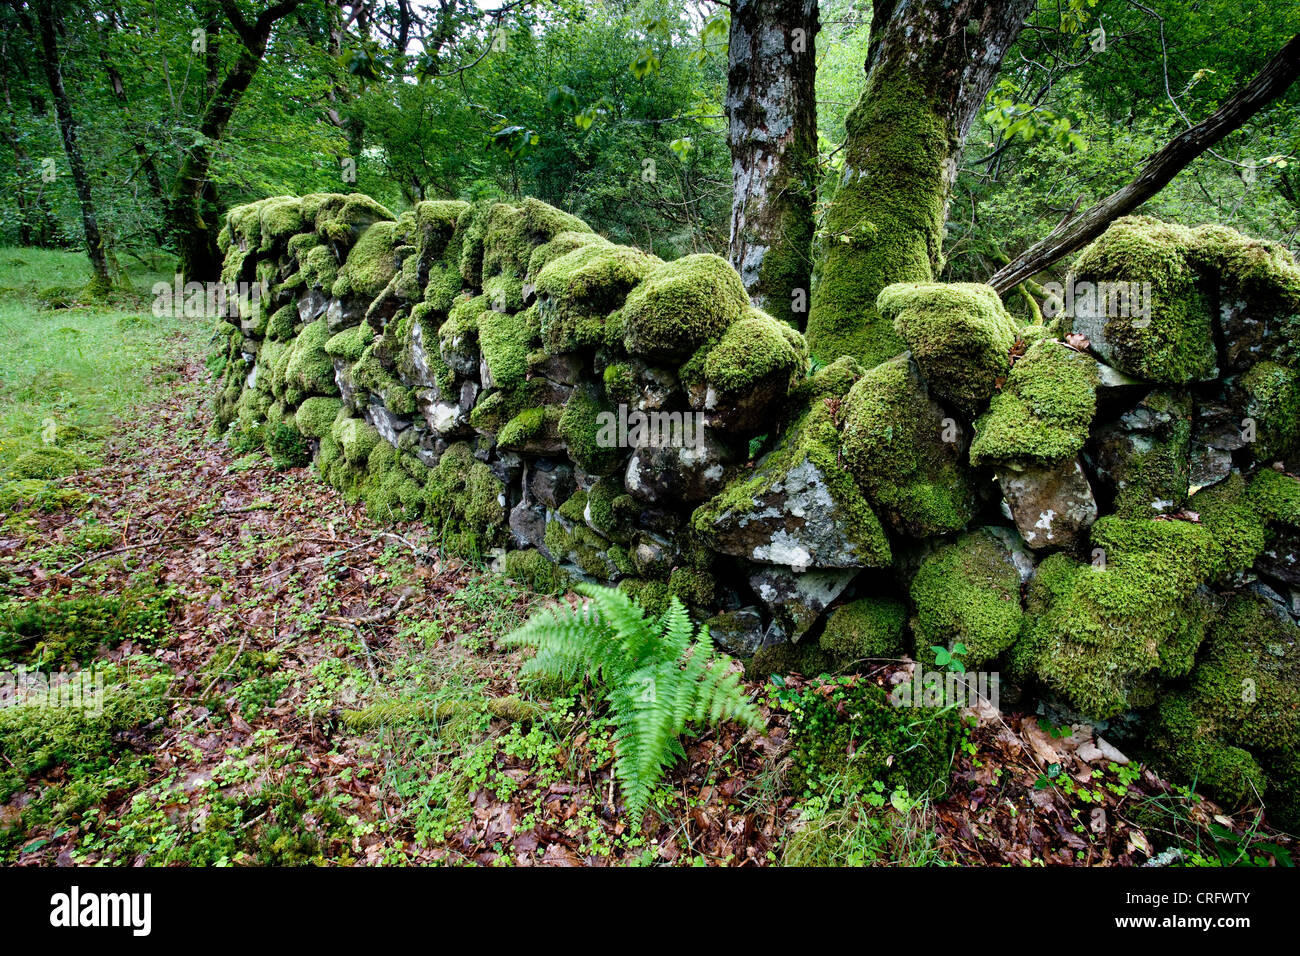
[932,641,967,673]
[503,583,763,824]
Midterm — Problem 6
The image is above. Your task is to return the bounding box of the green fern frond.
[502,588,764,826]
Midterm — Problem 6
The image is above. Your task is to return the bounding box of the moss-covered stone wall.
[213,197,1300,829]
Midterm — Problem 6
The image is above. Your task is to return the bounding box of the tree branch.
[988,34,1300,294]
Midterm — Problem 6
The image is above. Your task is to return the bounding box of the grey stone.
[325,296,367,332]
[416,387,469,436]
[298,289,328,323]
[998,458,1097,551]
[529,460,575,509]
[623,429,733,505]
[1257,528,1300,588]
[439,327,478,377]
[705,607,774,658]
[748,566,858,641]
[509,499,549,552]
[365,403,412,446]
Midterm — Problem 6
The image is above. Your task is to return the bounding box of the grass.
[0,247,202,475]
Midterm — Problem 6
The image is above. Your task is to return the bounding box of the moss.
[1248,467,1300,526]
[556,489,588,524]
[477,307,536,390]
[324,322,374,362]
[1009,517,1225,719]
[482,198,592,284]
[879,282,1021,414]
[584,475,638,543]
[909,529,1023,668]
[413,200,468,259]
[331,220,400,299]
[602,362,638,404]
[526,230,607,284]
[698,308,809,399]
[263,421,310,471]
[0,665,170,779]
[1099,389,1193,518]
[819,597,907,660]
[423,442,507,556]
[330,416,380,466]
[350,344,416,417]
[534,241,659,354]
[359,443,426,521]
[295,397,343,439]
[621,253,748,358]
[265,303,298,342]
[805,68,952,368]
[840,355,978,537]
[1147,593,1300,825]
[256,196,304,252]
[0,589,170,665]
[422,262,465,314]
[503,548,566,595]
[1069,216,1216,383]
[745,641,839,681]
[1240,360,1300,462]
[439,293,486,360]
[558,383,623,476]
[299,244,340,291]
[783,677,963,800]
[0,479,87,513]
[313,193,394,244]
[497,406,562,450]
[969,339,1098,469]
[281,318,337,406]
[4,446,86,481]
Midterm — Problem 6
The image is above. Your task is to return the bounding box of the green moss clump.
[281,318,337,406]
[329,415,380,466]
[312,193,394,244]
[782,676,963,800]
[1069,216,1216,383]
[4,446,86,481]
[482,198,592,284]
[1248,468,1300,526]
[300,244,340,291]
[909,529,1023,668]
[477,307,537,390]
[1099,389,1193,518]
[331,220,400,299]
[324,322,374,362]
[819,597,907,660]
[557,383,623,476]
[879,281,1021,414]
[256,196,304,252]
[497,406,562,451]
[265,304,297,341]
[526,230,607,284]
[423,442,507,556]
[804,69,952,368]
[534,241,659,353]
[969,339,1098,469]
[295,397,343,439]
[503,549,567,595]
[621,253,748,358]
[840,355,978,537]
[350,343,416,416]
[1240,360,1300,462]
[1147,593,1300,828]
[0,589,170,664]
[699,308,809,399]
[413,199,469,262]
[263,422,310,471]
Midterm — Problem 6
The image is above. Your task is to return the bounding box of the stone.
[748,565,858,641]
[529,352,584,386]
[623,431,733,505]
[1257,528,1300,588]
[416,387,469,436]
[365,402,412,446]
[998,458,1098,551]
[705,606,774,658]
[699,457,883,572]
[409,318,442,390]
[528,459,575,509]
[298,289,328,324]
[509,499,549,553]
[1089,389,1192,516]
[325,296,366,332]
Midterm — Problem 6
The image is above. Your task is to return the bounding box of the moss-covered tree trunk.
[806,0,1035,367]
[727,0,818,328]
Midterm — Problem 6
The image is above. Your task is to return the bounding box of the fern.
[503,583,763,823]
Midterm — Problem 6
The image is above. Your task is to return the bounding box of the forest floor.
[0,249,1294,866]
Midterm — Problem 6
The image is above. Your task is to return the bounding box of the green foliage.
[503,584,762,823]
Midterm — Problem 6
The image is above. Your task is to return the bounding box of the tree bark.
[170,0,303,282]
[988,33,1300,295]
[34,0,111,288]
[805,0,1035,367]
[727,0,819,328]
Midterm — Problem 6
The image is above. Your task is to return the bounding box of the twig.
[62,537,189,574]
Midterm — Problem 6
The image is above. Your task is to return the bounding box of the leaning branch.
[987,34,1300,295]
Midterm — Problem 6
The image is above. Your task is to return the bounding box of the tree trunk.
[805,0,1035,367]
[34,0,111,289]
[171,0,303,281]
[727,0,819,328]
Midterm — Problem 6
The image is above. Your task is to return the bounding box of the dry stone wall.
[211,194,1300,828]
